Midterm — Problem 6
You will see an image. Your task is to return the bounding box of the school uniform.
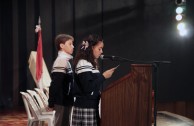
[72,59,105,126]
[48,51,74,126]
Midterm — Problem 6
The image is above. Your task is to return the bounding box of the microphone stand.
[134,60,170,126]
[109,56,135,62]
[152,62,159,126]
[137,60,170,126]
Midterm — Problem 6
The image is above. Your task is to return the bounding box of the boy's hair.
[73,34,103,68]
[55,34,74,50]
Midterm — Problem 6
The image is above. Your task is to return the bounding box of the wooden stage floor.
[0,107,194,126]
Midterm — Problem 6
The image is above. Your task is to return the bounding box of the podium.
[101,64,152,126]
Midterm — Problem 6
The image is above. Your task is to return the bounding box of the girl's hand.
[103,67,116,79]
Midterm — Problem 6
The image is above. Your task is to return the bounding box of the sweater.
[48,51,74,108]
[74,59,105,109]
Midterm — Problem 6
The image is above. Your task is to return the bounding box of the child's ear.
[60,43,64,49]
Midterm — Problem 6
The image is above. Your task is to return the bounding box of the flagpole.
[38,16,41,25]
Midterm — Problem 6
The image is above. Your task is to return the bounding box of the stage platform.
[156,111,194,126]
[0,107,194,126]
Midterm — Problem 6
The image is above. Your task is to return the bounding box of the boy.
[48,34,74,126]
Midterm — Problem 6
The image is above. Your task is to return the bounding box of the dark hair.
[73,34,103,68]
[55,34,74,50]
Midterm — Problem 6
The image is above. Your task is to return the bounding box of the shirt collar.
[58,51,73,60]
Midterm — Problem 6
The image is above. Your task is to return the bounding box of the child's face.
[61,39,74,55]
[92,41,104,59]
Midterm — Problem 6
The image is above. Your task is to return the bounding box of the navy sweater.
[74,59,105,109]
[48,51,74,108]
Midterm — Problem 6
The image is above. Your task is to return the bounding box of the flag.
[35,18,43,85]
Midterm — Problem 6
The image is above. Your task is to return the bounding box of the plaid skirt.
[71,107,100,126]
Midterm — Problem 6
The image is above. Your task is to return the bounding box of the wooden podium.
[101,64,152,126]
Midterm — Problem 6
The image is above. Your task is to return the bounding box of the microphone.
[100,55,116,60]
[100,55,134,62]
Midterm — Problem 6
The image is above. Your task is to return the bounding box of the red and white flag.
[35,17,43,89]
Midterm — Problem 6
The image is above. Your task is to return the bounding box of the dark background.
[0,0,194,108]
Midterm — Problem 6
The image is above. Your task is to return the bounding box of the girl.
[72,34,116,126]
